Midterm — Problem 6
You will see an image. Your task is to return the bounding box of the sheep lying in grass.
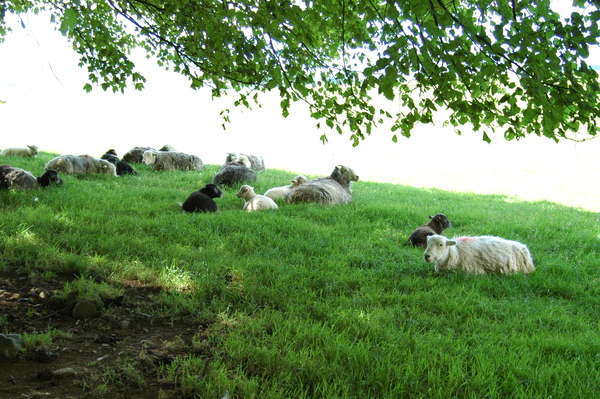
[264,175,309,201]
[237,185,278,212]
[159,144,176,152]
[142,150,204,171]
[287,165,359,205]
[225,152,265,171]
[100,152,137,176]
[100,149,119,163]
[0,165,62,190]
[46,155,117,176]
[408,213,452,247]
[123,145,176,163]
[122,147,154,163]
[0,145,39,157]
[423,234,535,275]
[181,183,223,213]
[212,163,257,186]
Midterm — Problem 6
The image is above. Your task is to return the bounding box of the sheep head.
[236,185,255,200]
[332,165,359,186]
[423,235,457,263]
[27,145,39,156]
[429,214,452,230]
[201,183,223,199]
[38,169,62,187]
[291,175,309,187]
[142,150,158,165]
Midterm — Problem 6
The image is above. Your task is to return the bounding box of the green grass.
[1,151,599,398]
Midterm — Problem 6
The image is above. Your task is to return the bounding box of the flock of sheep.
[1,144,535,276]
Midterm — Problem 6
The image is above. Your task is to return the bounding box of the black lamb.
[181,183,223,213]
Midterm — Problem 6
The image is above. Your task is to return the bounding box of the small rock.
[119,320,130,329]
[0,334,24,359]
[36,368,54,381]
[52,367,77,378]
[32,347,59,363]
[72,300,100,319]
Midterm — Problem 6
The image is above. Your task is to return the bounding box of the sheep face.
[226,153,251,168]
[236,185,255,200]
[200,184,223,199]
[96,160,118,176]
[334,165,359,182]
[291,175,309,187]
[38,169,62,187]
[142,150,158,165]
[430,213,451,230]
[27,145,39,156]
[423,235,457,263]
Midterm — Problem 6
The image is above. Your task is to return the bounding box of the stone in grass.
[0,333,24,359]
[52,367,78,378]
[72,299,101,319]
[32,347,59,363]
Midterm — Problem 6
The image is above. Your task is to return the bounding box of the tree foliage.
[2,0,600,144]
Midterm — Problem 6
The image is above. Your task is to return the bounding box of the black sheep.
[100,149,120,164]
[181,183,223,213]
[116,161,137,176]
[101,153,137,176]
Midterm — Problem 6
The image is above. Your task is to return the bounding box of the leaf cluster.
[2,0,600,143]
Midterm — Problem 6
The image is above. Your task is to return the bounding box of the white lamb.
[225,152,265,171]
[0,145,39,157]
[264,175,309,201]
[142,150,204,171]
[236,185,278,212]
[423,235,535,275]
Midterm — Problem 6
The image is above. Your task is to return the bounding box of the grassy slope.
[1,152,599,398]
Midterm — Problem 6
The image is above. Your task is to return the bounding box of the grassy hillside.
[1,152,599,398]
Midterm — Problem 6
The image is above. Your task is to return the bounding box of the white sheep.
[46,155,117,176]
[225,152,265,171]
[0,145,39,157]
[236,185,278,212]
[264,175,309,201]
[142,150,204,171]
[423,234,535,275]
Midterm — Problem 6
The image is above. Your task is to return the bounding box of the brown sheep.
[287,165,359,205]
[408,213,452,247]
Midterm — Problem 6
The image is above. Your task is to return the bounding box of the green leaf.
[59,8,77,36]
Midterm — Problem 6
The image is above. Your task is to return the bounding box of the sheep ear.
[447,240,457,246]
[428,215,433,219]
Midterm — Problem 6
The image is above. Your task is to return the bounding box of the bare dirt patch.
[0,269,217,399]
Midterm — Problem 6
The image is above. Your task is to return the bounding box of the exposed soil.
[0,268,218,399]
